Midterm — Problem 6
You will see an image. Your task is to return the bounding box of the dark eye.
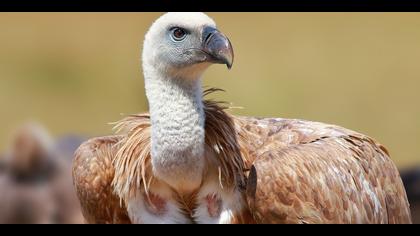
[171,27,187,41]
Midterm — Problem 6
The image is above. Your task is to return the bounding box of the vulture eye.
[171,27,187,41]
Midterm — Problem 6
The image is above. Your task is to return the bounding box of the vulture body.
[0,123,84,224]
[72,12,412,224]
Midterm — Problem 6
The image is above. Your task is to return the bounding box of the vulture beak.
[202,27,234,69]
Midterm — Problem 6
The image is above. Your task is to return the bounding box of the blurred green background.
[0,13,419,168]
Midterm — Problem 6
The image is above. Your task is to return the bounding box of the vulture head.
[142,12,234,81]
[5,122,57,182]
[139,13,236,193]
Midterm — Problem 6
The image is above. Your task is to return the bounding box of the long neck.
[144,68,206,192]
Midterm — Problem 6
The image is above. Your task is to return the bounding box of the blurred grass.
[0,13,419,168]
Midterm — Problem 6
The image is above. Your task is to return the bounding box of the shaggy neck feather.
[144,67,206,192]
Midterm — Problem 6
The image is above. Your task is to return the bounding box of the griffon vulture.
[72,12,412,224]
[0,122,83,224]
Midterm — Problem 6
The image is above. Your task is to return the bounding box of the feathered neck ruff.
[111,88,251,203]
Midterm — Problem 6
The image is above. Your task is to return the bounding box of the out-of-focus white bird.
[73,12,411,224]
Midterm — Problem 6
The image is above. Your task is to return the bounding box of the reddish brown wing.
[235,117,412,224]
[72,136,131,224]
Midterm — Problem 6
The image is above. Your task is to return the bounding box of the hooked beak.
[201,27,234,69]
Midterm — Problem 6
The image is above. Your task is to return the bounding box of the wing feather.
[235,116,412,224]
[72,136,131,224]
[71,101,412,224]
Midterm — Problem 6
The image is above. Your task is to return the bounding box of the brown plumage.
[73,89,411,224]
[239,116,411,223]
[73,93,250,223]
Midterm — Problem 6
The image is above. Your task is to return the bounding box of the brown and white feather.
[73,89,412,224]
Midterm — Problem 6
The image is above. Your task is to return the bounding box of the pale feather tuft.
[111,88,251,203]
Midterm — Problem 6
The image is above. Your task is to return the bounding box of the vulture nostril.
[204,32,214,45]
[202,26,218,45]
